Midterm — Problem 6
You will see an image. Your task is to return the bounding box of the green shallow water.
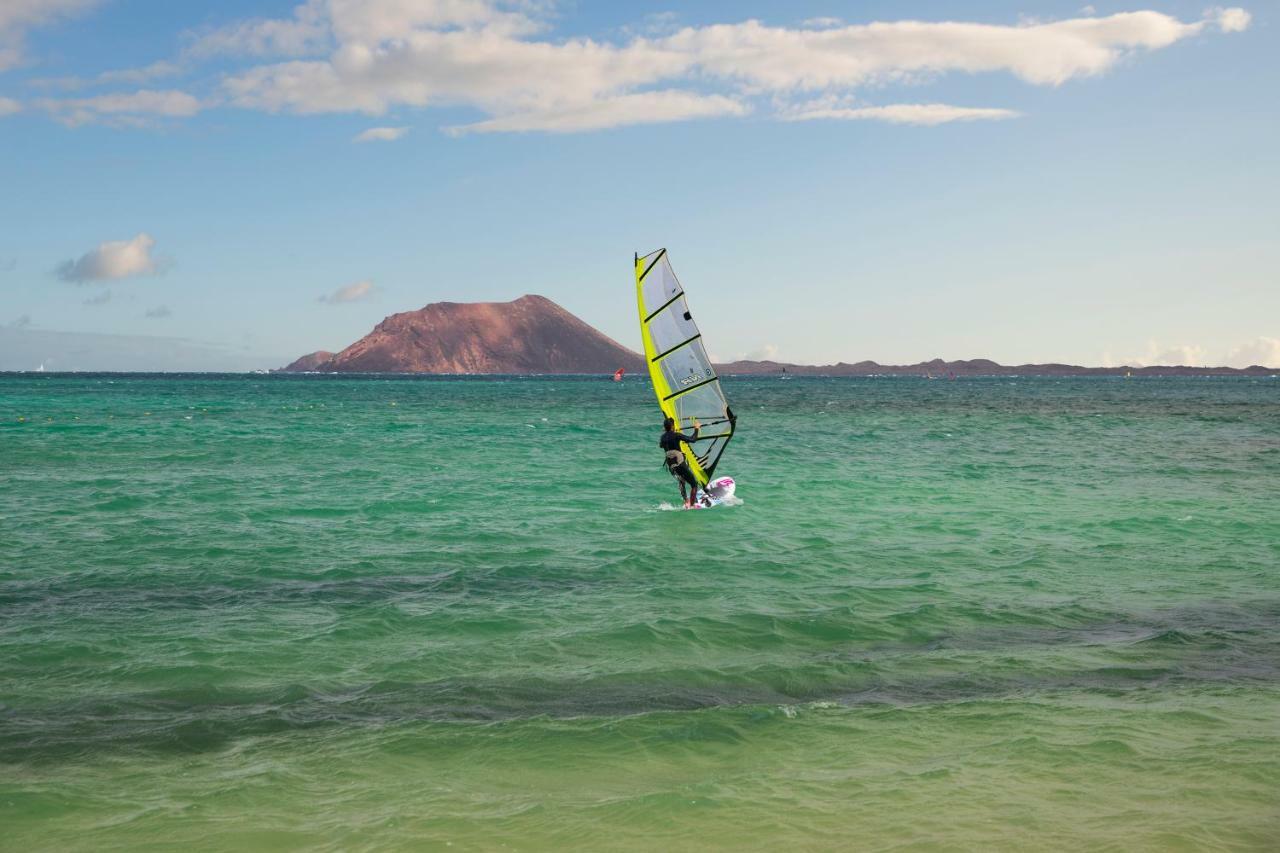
[2,374,1278,851]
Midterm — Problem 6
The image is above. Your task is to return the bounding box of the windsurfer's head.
[663,417,675,431]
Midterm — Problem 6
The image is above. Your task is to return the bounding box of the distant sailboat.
[36,362,45,373]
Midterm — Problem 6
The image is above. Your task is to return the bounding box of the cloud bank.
[1225,336,1280,368]
[58,233,162,283]
[1109,336,1280,368]
[212,3,1251,133]
[19,3,1252,132]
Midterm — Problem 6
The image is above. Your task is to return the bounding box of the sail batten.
[635,248,736,485]
[652,334,703,362]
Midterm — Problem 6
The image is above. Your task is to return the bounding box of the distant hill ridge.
[714,358,1276,377]
[280,296,1275,376]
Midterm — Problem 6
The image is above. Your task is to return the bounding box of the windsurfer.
[660,416,704,507]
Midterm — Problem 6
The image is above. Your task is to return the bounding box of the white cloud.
[327,0,541,42]
[39,89,201,127]
[661,12,1237,92]
[1224,336,1280,368]
[0,0,99,71]
[449,91,746,134]
[214,5,1248,134]
[319,279,375,303]
[0,96,20,116]
[354,125,407,142]
[801,18,844,30]
[58,234,162,283]
[783,101,1020,125]
[1209,7,1252,32]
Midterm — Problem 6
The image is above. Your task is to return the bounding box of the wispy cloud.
[184,0,330,59]
[0,96,20,116]
[782,101,1020,126]
[0,0,100,71]
[38,89,201,127]
[82,289,113,306]
[144,305,173,319]
[96,60,183,86]
[449,92,747,135]
[353,125,407,142]
[742,343,781,361]
[27,60,182,92]
[319,279,375,304]
[58,233,163,283]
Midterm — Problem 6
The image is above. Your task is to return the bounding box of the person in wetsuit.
[659,416,704,507]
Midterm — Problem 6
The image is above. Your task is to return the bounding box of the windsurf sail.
[635,248,736,486]
[613,367,625,382]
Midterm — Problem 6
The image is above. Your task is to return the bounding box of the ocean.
[2,374,1278,850]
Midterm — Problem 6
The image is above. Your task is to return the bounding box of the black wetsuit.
[659,428,701,491]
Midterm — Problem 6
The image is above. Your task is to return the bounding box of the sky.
[0,0,1277,371]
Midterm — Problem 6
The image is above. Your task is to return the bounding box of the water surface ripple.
[2,374,1278,850]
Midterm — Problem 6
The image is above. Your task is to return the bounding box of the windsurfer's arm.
[675,423,701,443]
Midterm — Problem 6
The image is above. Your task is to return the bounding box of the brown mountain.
[282,350,334,372]
[282,294,644,374]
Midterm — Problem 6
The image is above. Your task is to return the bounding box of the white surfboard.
[688,475,736,509]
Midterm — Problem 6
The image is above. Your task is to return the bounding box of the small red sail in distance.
[613,368,625,382]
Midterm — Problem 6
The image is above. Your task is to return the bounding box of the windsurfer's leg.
[680,467,699,505]
[668,464,687,505]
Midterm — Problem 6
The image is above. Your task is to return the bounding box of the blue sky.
[1,1,1276,370]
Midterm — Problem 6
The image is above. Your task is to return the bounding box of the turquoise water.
[2,374,1278,850]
